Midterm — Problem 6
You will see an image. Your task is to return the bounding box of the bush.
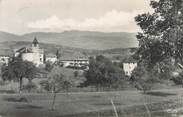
[74,71,79,77]
[134,82,153,94]
[131,63,159,93]
[39,80,52,92]
[171,71,183,87]
[23,81,37,92]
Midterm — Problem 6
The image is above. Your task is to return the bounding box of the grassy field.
[0,89,183,117]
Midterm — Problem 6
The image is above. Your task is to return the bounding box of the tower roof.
[16,47,33,53]
[32,37,39,45]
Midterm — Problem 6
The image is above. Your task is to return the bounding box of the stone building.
[15,37,44,67]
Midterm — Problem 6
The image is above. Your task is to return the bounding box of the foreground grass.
[0,89,182,117]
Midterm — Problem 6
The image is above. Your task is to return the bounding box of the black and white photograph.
[0,0,183,117]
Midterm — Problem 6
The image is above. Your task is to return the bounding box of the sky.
[0,0,152,34]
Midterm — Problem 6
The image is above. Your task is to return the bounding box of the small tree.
[48,66,64,110]
[24,61,38,82]
[40,66,72,110]
[1,57,37,93]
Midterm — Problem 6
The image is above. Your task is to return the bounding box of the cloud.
[27,10,143,32]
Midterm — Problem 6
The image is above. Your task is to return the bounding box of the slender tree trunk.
[28,79,32,93]
[51,92,56,110]
[19,77,23,93]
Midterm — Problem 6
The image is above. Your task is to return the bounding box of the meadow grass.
[0,89,181,117]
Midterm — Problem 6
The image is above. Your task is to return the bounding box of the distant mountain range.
[0,31,138,50]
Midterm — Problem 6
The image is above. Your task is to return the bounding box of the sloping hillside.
[0,31,23,42]
[0,41,136,60]
[0,41,92,55]
[0,31,138,50]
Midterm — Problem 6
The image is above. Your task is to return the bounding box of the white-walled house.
[15,37,44,67]
[123,63,137,76]
[61,58,89,68]
[60,57,89,68]
[0,56,10,65]
[45,54,57,63]
[0,49,14,66]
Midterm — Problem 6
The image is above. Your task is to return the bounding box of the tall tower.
[32,37,39,53]
[32,37,39,48]
[30,37,44,66]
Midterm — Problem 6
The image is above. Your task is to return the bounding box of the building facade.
[61,59,89,68]
[0,56,10,65]
[15,37,44,67]
[45,54,57,63]
[123,63,137,76]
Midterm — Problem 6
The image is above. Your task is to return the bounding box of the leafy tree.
[133,0,183,87]
[48,66,64,110]
[24,61,38,82]
[1,57,37,93]
[40,66,72,110]
[135,0,183,69]
[83,55,125,91]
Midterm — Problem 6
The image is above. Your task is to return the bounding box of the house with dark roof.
[59,52,89,70]
[45,53,57,63]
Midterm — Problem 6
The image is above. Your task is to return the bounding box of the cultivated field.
[0,89,182,117]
